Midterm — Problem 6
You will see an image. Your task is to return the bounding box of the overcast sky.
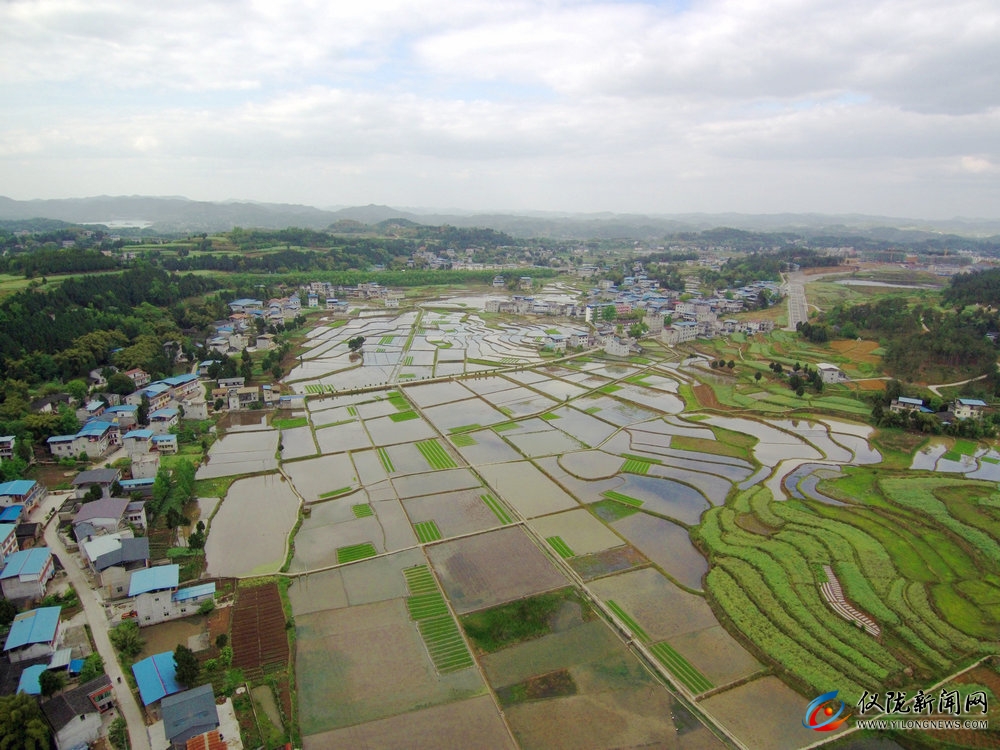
[2,0,998,218]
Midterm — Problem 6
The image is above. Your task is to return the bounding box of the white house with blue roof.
[129,564,212,626]
[1,547,55,601]
[4,605,61,663]
[953,398,988,420]
[0,479,46,512]
[149,408,180,435]
[123,428,154,456]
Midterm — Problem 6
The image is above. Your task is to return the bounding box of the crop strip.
[336,542,377,564]
[606,599,649,642]
[481,494,512,524]
[601,490,644,508]
[649,641,714,694]
[546,536,575,559]
[415,520,443,543]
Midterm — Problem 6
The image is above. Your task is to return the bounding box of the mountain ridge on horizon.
[2,194,999,241]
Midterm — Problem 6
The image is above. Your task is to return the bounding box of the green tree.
[754,371,762,383]
[0,692,50,749]
[108,716,129,750]
[601,305,616,323]
[107,372,137,395]
[0,599,16,627]
[77,653,105,683]
[173,644,201,688]
[65,379,89,404]
[39,668,65,698]
[137,394,150,425]
[109,620,144,658]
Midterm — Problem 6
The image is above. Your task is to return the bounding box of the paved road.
[784,272,808,331]
[38,494,152,750]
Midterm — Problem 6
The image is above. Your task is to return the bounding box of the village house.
[952,398,987,420]
[129,564,216,626]
[816,363,848,385]
[0,523,18,561]
[4,606,62,663]
[125,368,152,388]
[161,685,220,749]
[889,396,932,414]
[86,535,150,599]
[42,675,115,750]
[74,497,130,539]
[0,435,14,461]
[0,479,46,512]
[148,407,180,435]
[71,468,121,500]
[132,651,183,706]
[0,547,56,602]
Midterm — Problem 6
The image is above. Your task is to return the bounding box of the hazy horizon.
[2,1,999,220]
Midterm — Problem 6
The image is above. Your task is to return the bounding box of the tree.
[188,520,206,550]
[0,692,50,749]
[174,644,201,688]
[65,378,89,404]
[109,620,144,658]
[77,653,104,683]
[601,305,616,323]
[347,336,365,352]
[107,372,137,395]
[0,599,16,627]
[108,716,129,750]
[39,668,65,698]
[137,393,150,425]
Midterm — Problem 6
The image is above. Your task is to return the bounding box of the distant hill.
[1,194,999,241]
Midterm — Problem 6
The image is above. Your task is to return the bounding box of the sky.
[1,0,999,219]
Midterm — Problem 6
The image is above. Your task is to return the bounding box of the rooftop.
[4,606,60,650]
[74,497,129,524]
[0,547,52,579]
[0,480,37,497]
[72,468,121,486]
[132,651,182,705]
[129,564,180,596]
[162,685,219,745]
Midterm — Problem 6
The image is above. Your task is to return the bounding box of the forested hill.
[0,266,220,381]
[943,267,1000,308]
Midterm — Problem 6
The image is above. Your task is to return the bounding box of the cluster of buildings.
[46,372,203,460]
[299,281,403,310]
[889,396,989,422]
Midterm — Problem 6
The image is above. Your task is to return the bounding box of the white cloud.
[0,0,998,217]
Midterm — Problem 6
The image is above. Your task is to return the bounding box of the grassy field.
[621,458,652,475]
[273,416,309,429]
[388,410,419,422]
[461,588,580,653]
[352,504,374,518]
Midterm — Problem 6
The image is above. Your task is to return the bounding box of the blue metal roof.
[173,583,215,602]
[898,396,924,405]
[17,664,46,695]
[132,651,182,705]
[128,564,179,596]
[163,374,198,386]
[4,606,60,650]
[84,400,104,411]
[1,548,52,579]
[47,435,76,444]
[123,429,153,439]
[0,480,36,496]
[77,421,110,437]
[0,523,16,542]
[957,398,988,407]
[121,478,155,488]
[150,408,179,419]
[142,383,171,396]
[152,434,176,443]
[0,506,23,522]
[106,405,138,414]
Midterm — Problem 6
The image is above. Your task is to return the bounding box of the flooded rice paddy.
[203,311,904,749]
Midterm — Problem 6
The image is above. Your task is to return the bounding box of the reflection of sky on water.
[617,475,709,525]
